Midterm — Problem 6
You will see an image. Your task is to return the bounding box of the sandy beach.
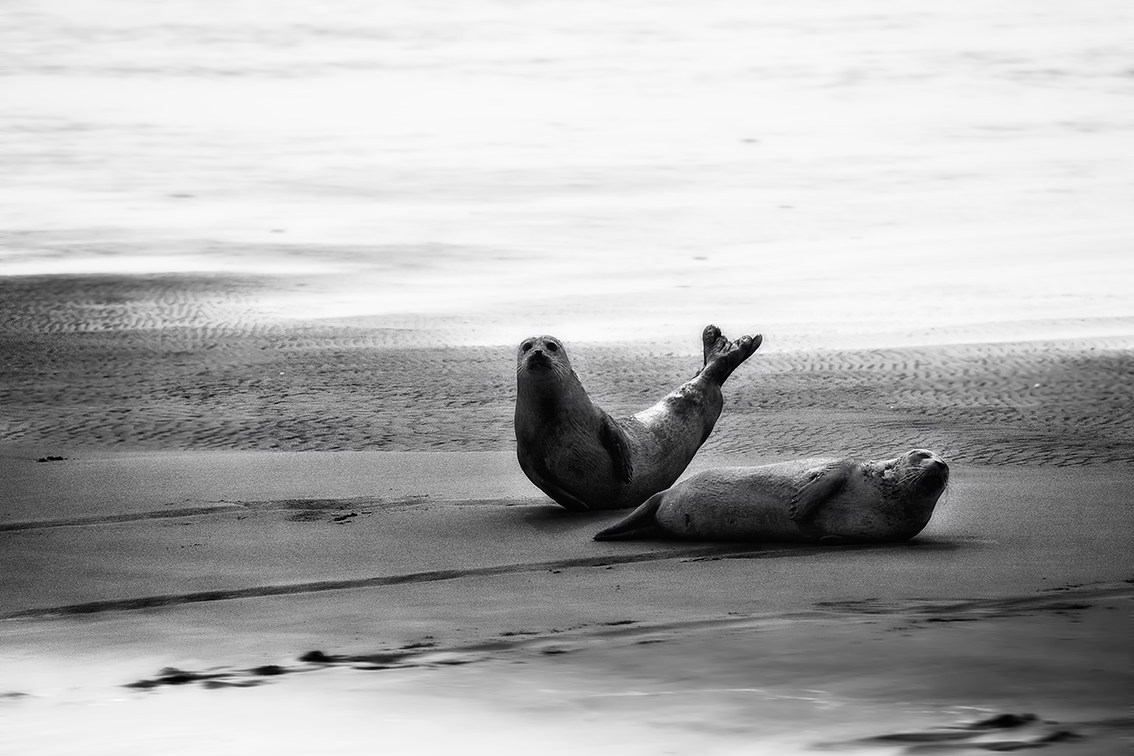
[2,275,1131,754]
[2,1,1133,754]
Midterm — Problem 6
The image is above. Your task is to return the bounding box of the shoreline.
[3,266,1133,350]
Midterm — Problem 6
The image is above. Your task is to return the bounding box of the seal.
[593,449,949,542]
[515,325,761,511]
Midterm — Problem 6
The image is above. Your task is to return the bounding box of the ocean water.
[1,0,1131,344]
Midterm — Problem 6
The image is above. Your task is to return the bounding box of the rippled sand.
[3,274,1132,468]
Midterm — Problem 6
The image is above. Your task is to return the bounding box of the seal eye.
[521,342,533,352]
[546,342,559,353]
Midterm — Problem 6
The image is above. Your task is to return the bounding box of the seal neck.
[516,366,590,424]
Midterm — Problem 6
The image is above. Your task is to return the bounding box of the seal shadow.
[602,535,964,553]
[520,504,632,534]
[670,539,963,566]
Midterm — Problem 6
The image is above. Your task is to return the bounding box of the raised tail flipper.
[700,324,761,385]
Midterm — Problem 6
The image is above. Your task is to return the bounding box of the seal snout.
[517,335,569,375]
[525,350,553,371]
[910,451,949,494]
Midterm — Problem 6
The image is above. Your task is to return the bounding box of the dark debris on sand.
[820,712,1091,753]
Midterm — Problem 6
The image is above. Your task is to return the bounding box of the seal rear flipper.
[599,412,634,484]
[788,461,852,521]
[593,493,665,541]
[700,325,762,384]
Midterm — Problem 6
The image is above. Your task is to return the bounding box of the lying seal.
[515,325,761,511]
[593,449,949,542]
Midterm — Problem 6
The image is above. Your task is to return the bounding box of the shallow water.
[1,0,1132,344]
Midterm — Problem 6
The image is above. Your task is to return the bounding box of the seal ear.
[788,461,852,521]
[599,413,634,484]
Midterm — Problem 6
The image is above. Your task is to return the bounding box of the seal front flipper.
[522,457,592,512]
[787,461,852,521]
[538,479,592,512]
[599,412,634,484]
[593,492,665,540]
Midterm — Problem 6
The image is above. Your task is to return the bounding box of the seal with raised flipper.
[593,449,949,542]
[514,325,761,511]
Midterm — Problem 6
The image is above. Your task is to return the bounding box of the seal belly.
[520,416,625,509]
[655,469,808,541]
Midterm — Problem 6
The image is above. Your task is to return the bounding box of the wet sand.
[1,273,1132,754]
[2,450,1132,754]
